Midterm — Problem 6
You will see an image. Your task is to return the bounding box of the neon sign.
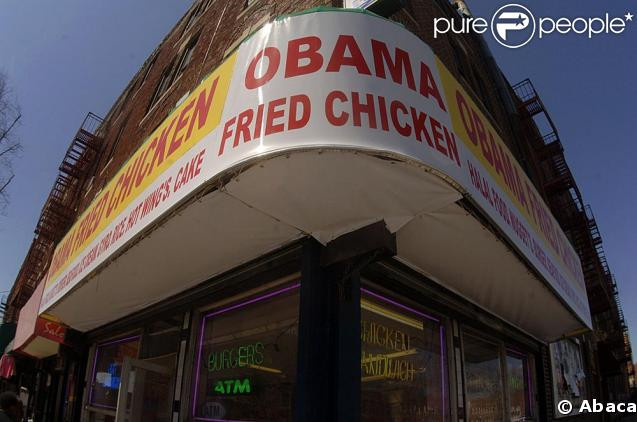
[208,342,264,372]
[213,378,252,395]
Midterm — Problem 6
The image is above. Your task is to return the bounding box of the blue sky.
[0,1,635,349]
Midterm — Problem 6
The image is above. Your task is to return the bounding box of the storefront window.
[89,335,140,409]
[506,350,532,421]
[192,284,300,421]
[463,333,503,421]
[360,288,447,421]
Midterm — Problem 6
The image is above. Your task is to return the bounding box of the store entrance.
[114,356,173,422]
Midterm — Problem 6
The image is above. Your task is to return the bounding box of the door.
[114,357,173,422]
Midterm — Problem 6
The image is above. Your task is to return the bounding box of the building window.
[462,332,536,421]
[104,117,128,166]
[147,34,199,112]
[462,333,504,421]
[506,349,533,420]
[361,288,447,421]
[148,61,176,111]
[174,34,199,81]
[88,336,140,409]
[136,55,157,91]
[192,284,300,420]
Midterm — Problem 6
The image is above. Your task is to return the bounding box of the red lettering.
[457,91,477,146]
[245,47,280,89]
[253,103,265,139]
[326,35,371,75]
[352,92,376,129]
[326,90,348,126]
[390,100,410,137]
[371,39,415,90]
[420,62,446,111]
[218,117,236,156]
[288,94,311,130]
[285,36,323,78]
[234,108,254,147]
[410,107,433,146]
[265,97,286,135]
[187,77,219,139]
[430,116,447,155]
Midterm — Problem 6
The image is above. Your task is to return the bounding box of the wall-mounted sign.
[35,318,66,344]
[345,0,379,8]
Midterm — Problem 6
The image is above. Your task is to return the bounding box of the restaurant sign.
[39,10,590,327]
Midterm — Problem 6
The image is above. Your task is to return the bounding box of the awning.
[37,10,590,341]
[14,281,67,359]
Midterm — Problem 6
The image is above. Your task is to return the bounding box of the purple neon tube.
[440,324,447,421]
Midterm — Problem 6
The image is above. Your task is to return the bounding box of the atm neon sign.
[213,378,252,395]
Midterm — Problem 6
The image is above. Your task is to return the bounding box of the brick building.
[4,0,632,421]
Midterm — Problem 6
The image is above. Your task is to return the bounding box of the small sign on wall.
[344,0,404,18]
[344,0,379,8]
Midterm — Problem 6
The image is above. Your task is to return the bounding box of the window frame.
[174,33,200,82]
[190,279,301,421]
[146,33,199,114]
[87,334,141,411]
[147,60,176,112]
[360,285,451,422]
[103,115,129,167]
[460,327,537,421]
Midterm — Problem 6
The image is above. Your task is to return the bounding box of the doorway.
[114,356,174,422]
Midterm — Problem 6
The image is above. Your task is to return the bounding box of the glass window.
[148,62,175,111]
[174,35,199,81]
[192,284,300,421]
[137,55,157,91]
[361,289,447,422]
[141,315,183,360]
[104,117,128,165]
[463,333,504,421]
[89,336,140,409]
[506,350,532,421]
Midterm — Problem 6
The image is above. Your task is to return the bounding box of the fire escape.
[4,113,103,323]
[512,79,633,392]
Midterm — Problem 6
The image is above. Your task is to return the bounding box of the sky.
[0,1,635,348]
